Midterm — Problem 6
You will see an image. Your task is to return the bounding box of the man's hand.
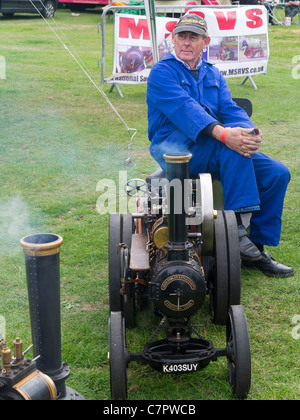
[226,127,262,158]
[212,125,262,158]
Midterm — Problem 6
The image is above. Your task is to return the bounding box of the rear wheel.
[223,210,241,306]
[109,213,122,312]
[210,211,229,324]
[122,213,136,328]
[210,210,241,324]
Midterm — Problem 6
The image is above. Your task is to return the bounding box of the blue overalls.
[147,54,291,246]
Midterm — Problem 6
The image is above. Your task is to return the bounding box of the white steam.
[0,197,31,255]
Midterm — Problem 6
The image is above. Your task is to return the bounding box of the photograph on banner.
[106,6,269,84]
[107,13,174,84]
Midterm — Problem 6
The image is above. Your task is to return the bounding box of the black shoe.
[243,251,294,278]
[238,225,262,261]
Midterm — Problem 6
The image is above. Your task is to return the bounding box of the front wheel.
[109,311,128,400]
[226,305,251,399]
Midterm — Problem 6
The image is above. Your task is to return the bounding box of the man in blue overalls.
[147,14,293,277]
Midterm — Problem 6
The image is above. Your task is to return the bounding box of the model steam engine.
[108,153,251,400]
[0,234,84,400]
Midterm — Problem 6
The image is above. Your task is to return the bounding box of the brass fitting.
[1,341,12,372]
[14,337,23,361]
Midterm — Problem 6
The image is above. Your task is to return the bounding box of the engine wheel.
[210,210,229,324]
[210,210,241,324]
[122,213,136,328]
[109,213,122,311]
[226,305,251,399]
[223,210,241,306]
[109,311,128,400]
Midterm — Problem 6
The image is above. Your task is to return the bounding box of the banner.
[107,6,269,84]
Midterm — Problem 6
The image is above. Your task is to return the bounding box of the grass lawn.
[0,7,299,400]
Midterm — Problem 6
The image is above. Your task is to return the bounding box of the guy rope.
[28,0,138,164]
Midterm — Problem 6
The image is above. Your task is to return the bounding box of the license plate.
[162,363,199,373]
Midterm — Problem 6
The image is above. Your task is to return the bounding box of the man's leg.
[242,153,294,277]
[235,212,262,261]
[249,152,290,246]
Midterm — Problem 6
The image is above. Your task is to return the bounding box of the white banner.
[107,6,269,84]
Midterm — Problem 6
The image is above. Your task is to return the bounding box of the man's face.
[172,31,210,69]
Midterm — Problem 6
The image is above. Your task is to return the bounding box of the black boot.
[238,225,262,261]
[242,252,294,278]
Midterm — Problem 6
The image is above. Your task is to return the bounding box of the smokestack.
[163,153,192,261]
[20,233,84,400]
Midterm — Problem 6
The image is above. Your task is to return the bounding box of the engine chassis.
[130,316,225,374]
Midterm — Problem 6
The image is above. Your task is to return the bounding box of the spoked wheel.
[226,305,251,399]
[109,311,128,400]
[210,210,241,325]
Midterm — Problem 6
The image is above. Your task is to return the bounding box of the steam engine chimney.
[163,153,192,261]
[20,233,84,400]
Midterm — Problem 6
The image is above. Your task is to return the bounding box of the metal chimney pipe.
[163,153,192,261]
[20,233,84,400]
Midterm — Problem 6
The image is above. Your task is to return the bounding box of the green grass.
[0,8,299,400]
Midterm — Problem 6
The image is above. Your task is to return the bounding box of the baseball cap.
[173,14,209,37]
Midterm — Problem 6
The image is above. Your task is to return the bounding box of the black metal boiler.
[149,154,207,319]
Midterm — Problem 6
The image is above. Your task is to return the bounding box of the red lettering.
[165,21,177,38]
[214,11,237,30]
[246,9,263,28]
[119,17,149,40]
[188,11,205,19]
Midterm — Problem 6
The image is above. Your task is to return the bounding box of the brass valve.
[14,337,23,361]
[1,340,12,372]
